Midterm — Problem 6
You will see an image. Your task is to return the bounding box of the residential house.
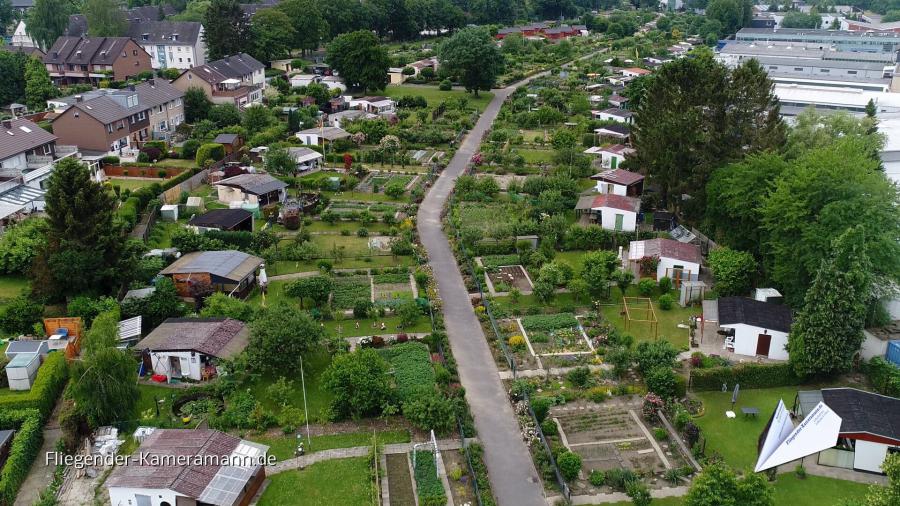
[159,250,263,299]
[43,36,152,85]
[172,53,265,109]
[594,107,633,124]
[595,124,631,142]
[188,209,254,233]
[8,21,39,49]
[10,0,33,14]
[0,44,45,59]
[621,67,652,78]
[215,173,287,205]
[717,296,793,360]
[130,21,206,70]
[626,238,701,285]
[0,119,58,177]
[589,194,640,232]
[350,96,396,115]
[296,126,351,147]
[135,318,249,381]
[51,81,183,152]
[286,147,323,172]
[795,388,900,474]
[590,168,644,196]
[106,429,268,506]
[607,94,629,108]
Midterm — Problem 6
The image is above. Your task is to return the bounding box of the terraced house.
[172,53,265,108]
[42,36,152,85]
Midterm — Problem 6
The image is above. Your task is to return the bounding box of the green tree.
[786,109,883,161]
[67,295,118,327]
[401,390,455,434]
[120,278,188,328]
[284,275,333,308]
[31,158,130,299]
[685,463,773,506]
[780,11,821,28]
[263,146,296,175]
[581,250,620,298]
[635,340,678,375]
[199,292,254,321]
[26,0,70,50]
[83,0,127,36]
[326,30,389,92]
[862,453,900,506]
[207,104,241,127]
[184,86,212,123]
[0,51,28,105]
[242,105,275,135]
[557,451,582,482]
[323,349,393,419]
[248,303,324,374]
[646,365,677,399]
[707,247,756,297]
[0,295,43,334]
[277,0,328,54]
[24,56,55,111]
[250,8,296,64]
[69,310,139,427]
[705,0,752,35]
[0,0,13,37]
[760,138,899,305]
[789,227,872,377]
[397,299,421,327]
[202,0,250,61]
[438,26,504,96]
[866,98,877,119]
[0,217,46,275]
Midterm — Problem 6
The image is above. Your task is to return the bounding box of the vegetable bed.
[521,313,579,332]
[480,254,520,271]
[377,342,435,402]
[331,276,371,308]
[411,450,447,506]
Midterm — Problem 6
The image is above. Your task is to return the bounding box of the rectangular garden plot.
[331,275,372,308]
[519,313,593,356]
[373,272,415,302]
[386,453,416,506]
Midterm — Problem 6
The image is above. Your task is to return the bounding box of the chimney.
[75,95,83,103]
[1,120,11,129]
[128,85,135,91]
[148,78,155,86]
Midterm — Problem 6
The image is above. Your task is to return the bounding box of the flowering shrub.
[642,392,664,420]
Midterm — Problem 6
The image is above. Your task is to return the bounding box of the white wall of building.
[217,186,256,205]
[594,181,627,195]
[148,350,203,381]
[0,153,27,171]
[108,487,182,506]
[860,329,890,361]
[854,439,891,473]
[656,257,700,284]
[595,207,637,232]
[296,133,321,146]
[720,322,790,361]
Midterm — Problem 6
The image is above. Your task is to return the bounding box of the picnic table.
[741,407,760,418]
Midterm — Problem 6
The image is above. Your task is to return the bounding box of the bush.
[182,139,200,159]
[626,482,652,506]
[638,278,655,296]
[0,296,45,334]
[401,390,455,435]
[658,276,672,294]
[439,79,452,91]
[0,353,68,421]
[195,143,225,167]
[653,427,668,440]
[0,409,43,505]
[863,357,900,397]
[540,418,558,436]
[606,468,639,491]
[589,470,605,486]
[690,362,803,391]
[141,146,163,162]
[646,365,677,398]
[566,366,591,388]
[137,151,149,163]
[658,293,674,310]
[530,396,552,423]
[708,247,756,297]
[508,334,526,350]
[557,451,582,482]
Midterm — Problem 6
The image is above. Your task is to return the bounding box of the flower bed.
[520,314,590,355]
[332,276,371,308]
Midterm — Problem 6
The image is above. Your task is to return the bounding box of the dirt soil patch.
[488,265,532,293]
[443,450,477,506]
[386,453,416,506]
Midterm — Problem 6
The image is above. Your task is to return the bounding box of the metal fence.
[445,166,571,503]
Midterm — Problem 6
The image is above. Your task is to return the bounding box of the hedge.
[0,409,43,506]
[116,167,201,232]
[863,357,900,397]
[0,352,68,421]
[689,362,803,391]
[195,143,225,167]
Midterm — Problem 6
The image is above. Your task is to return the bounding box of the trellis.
[622,296,659,338]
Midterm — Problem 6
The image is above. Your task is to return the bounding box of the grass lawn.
[146,221,184,249]
[247,350,333,421]
[157,158,197,169]
[325,190,408,203]
[108,178,160,191]
[304,220,393,234]
[382,84,494,112]
[133,383,184,429]
[310,234,388,257]
[322,314,432,337]
[517,148,555,164]
[258,457,373,506]
[693,387,803,471]
[0,275,29,299]
[266,254,415,276]
[598,296,696,348]
[251,430,410,461]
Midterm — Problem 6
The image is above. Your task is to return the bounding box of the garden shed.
[717,296,792,361]
[135,318,249,381]
[6,352,40,390]
[4,340,48,360]
[188,208,254,233]
[626,238,701,287]
[215,173,287,206]
[159,250,263,299]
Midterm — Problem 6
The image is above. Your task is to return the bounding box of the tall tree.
[247,303,324,374]
[321,0,367,39]
[0,0,14,37]
[789,227,872,376]
[84,0,127,36]
[24,56,55,111]
[438,27,505,97]
[760,138,899,305]
[786,109,883,161]
[277,0,327,54]
[0,50,27,105]
[183,86,212,123]
[31,158,130,299]
[68,309,139,427]
[202,0,249,61]
[326,30,390,92]
[249,8,295,64]
[26,0,70,50]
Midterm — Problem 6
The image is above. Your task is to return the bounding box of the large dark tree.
[789,227,871,376]
[26,0,70,50]
[0,50,28,106]
[247,303,324,374]
[630,50,784,219]
[202,0,250,61]
[326,30,390,92]
[277,0,327,54]
[438,26,505,96]
[183,86,212,123]
[31,158,131,299]
[249,8,295,64]
[84,0,127,36]
[0,0,14,37]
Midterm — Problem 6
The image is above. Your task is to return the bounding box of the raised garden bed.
[487,265,533,293]
[520,313,592,355]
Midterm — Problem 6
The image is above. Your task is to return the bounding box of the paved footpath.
[269,438,469,474]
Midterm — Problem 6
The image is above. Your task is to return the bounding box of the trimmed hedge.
[0,409,43,506]
[864,357,900,397]
[195,143,225,167]
[116,167,201,231]
[0,352,68,421]
[689,362,803,391]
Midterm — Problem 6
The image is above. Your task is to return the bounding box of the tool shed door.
[756,334,772,357]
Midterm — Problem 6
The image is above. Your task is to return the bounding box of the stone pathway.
[268,438,469,474]
[14,405,62,506]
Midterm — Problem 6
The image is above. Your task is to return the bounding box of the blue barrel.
[887,341,900,367]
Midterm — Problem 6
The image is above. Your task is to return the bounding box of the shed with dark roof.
[215,173,287,206]
[717,296,793,360]
[188,208,254,232]
[159,250,262,299]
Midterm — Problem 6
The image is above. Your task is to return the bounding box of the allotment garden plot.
[479,254,533,294]
[519,313,593,356]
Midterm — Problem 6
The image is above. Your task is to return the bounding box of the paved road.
[418,85,546,506]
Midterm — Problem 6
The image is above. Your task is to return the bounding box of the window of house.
[178,58,183,63]
[848,70,858,74]
[132,50,137,55]
[820,69,830,73]
[187,58,191,63]
[138,111,145,120]
[794,67,803,71]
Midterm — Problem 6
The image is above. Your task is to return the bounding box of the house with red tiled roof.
[621,67,651,77]
[590,194,640,232]
[627,238,701,286]
[106,429,268,506]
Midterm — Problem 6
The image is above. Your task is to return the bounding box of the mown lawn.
[310,234,389,257]
[325,190,409,203]
[382,84,494,112]
[108,178,160,191]
[321,314,431,337]
[266,255,415,276]
[251,430,410,461]
[146,221,184,249]
[0,275,29,299]
[304,220,393,234]
[517,148,555,164]
[258,457,373,506]
[247,350,333,421]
